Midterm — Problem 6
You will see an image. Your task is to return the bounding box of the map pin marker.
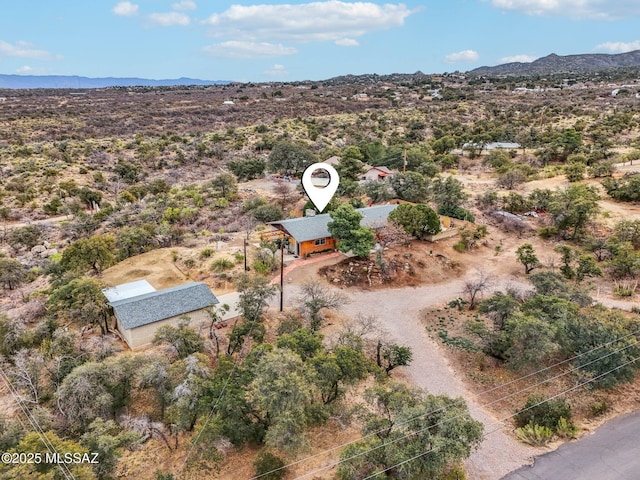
[301,162,340,213]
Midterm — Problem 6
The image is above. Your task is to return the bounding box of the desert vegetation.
[1,69,640,479]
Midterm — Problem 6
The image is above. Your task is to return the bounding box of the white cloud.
[0,40,58,60]
[148,12,191,26]
[500,54,535,63]
[489,0,640,20]
[335,38,360,47]
[113,1,139,16]
[264,64,288,76]
[203,1,414,42]
[445,50,479,63]
[595,40,640,53]
[203,41,297,59]
[172,0,197,11]
[16,65,34,74]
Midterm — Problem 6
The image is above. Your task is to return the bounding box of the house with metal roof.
[269,204,398,258]
[102,280,219,350]
[360,164,393,182]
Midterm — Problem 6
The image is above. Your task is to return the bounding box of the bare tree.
[273,182,295,209]
[298,280,348,331]
[8,349,47,405]
[461,271,493,309]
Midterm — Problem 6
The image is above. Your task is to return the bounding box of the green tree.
[47,277,110,334]
[548,184,600,239]
[327,203,375,258]
[0,257,27,290]
[516,243,540,274]
[504,315,560,371]
[0,431,96,480]
[152,318,204,359]
[80,419,141,480]
[388,203,441,240]
[564,162,586,182]
[363,180,392,204]
[566,311,640,389]
[277,328,323,361]
[268,141,317,176]
[7,224,42,250]
[61,234,116,274]
[310,345,369,404]
[376,342,413,374]
[389,171,429,202]
[227,156,266,181]
[335,146,366,182]
[249,349,315,453]
[337,383,483,480]
[431,176,468,210]
[234,273,278,323]
[210,172,238,200]
[479,290,520,330]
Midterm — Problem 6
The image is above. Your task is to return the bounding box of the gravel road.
[277,254,638,479]
[282,273,542,480]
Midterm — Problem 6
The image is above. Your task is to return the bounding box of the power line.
[295,343,639,479]
[250,327,640,479]
[0,367,76,480]
[358,355,640,479]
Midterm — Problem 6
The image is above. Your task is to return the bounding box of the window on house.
[314,238,326,246]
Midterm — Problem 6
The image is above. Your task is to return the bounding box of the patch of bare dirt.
[318,241,463,289]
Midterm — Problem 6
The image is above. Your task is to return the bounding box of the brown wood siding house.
[269,204,398,258]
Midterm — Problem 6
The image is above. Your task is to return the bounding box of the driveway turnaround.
[501,411,640,480]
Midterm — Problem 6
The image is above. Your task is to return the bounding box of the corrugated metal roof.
[108,282,219,330]
[270,204,398,243]
[102,280,156,302]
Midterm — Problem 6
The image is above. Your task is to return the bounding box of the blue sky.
[1,0,639,82]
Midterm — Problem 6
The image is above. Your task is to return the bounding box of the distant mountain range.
[469,50,640,76]
[0,74,230,89]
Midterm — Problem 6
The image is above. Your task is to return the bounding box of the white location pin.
[301,162,340,213]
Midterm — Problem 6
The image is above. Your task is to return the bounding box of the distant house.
[103,280,219,350]
[360,164,393,182]
[269,204,398,258]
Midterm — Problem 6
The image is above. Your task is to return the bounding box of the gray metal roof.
[270,204,398,243]
[108,282,219,330]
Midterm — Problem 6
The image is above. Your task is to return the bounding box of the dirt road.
[280,268,542,480]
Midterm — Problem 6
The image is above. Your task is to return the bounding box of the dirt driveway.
[279,258,542,480]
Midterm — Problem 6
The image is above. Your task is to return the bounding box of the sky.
[1,0,640,82]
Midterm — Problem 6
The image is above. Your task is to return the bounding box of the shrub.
[200,248,214,259]
[589,400,608,417]
[515,423,554,446]
[211,258,234,272]
[555,417,577,439]
[438,205,475,222]
[253,451,286,480]
[514,395,572,430]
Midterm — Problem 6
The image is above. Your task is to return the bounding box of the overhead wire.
[359,354,640,479]
[292,341,640,479]
[0,366,76,480]
[250,326,640,479]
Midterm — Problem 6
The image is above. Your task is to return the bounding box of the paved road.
[501,412,640,480]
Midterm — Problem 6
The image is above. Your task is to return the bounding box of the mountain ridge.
[469,50,640,76]
[0,74,230,89]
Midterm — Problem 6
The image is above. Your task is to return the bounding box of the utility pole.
[243,238,248,271]
[279,236,286,312]
[403,148,407,173]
